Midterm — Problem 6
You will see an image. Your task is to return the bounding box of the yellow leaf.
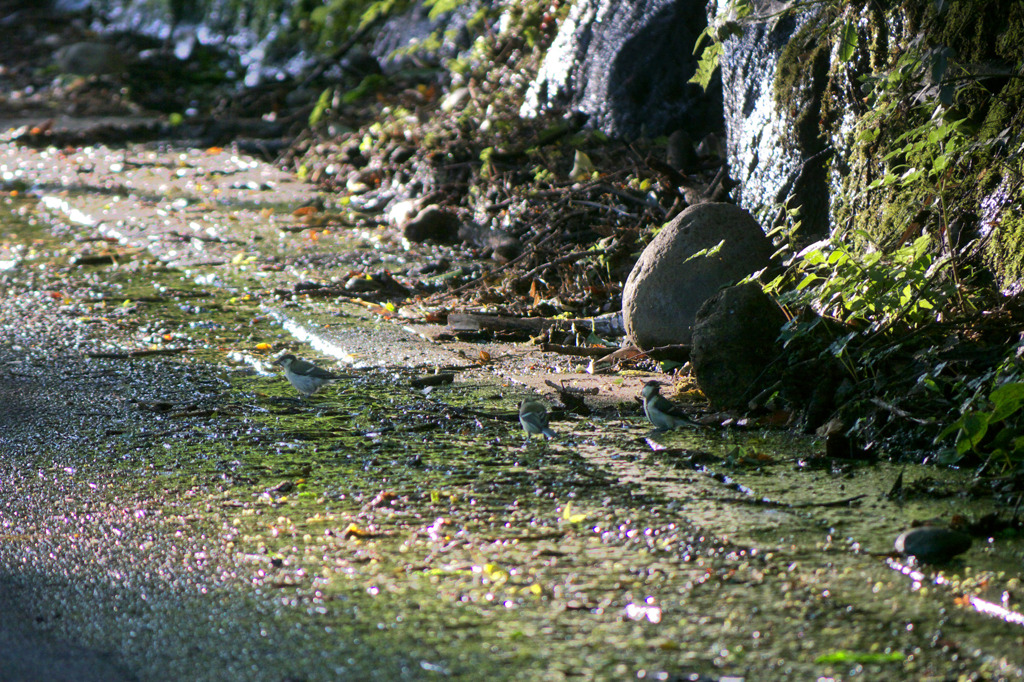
[562,502,587,524]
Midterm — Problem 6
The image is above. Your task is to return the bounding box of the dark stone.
[458,224,522,262]
[667,130,699,174]
[55,42,125,76]
[690,282,786,409]
[622,203,774,348]
[403,206,461,244]
[522,0,722,139]
[895,526,972,564]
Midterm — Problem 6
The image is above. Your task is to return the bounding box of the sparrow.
[641,380,699,431]
[274,354,341,397]
[519,399,556,440]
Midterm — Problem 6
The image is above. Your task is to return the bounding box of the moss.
[773,11,831,117]
[816,0,1024,284]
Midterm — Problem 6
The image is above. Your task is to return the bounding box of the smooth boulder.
[622,203,774,348]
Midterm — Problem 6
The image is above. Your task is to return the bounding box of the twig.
[442,232,557,296]
[569,199,638,217]
[539,344,615,357]
[869,397,933,424]
[512,250,605,287]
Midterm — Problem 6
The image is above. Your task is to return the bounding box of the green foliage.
[532,166,555,184]
[688,0,750,91]
[309,88,333,126]
[938,382,1024,469]
[689,41,723,92]
[766,233,953,339]
[736,0,1024,464]
[760,221,1009,450]
[425,0,464,20]
[816,650,905,665]
[341,74,388,104]
[308,0,411,44]
[479,146,495,178]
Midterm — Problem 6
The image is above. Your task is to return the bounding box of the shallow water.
[2,151,1024,680]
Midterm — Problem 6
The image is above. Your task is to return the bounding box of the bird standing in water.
[519,399,556,440]
[274,354,342,397]
[641,380,699,431]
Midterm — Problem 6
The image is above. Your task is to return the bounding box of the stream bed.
[1,143,1024,680]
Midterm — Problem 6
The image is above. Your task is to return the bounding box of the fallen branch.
[87,348,189,359]
[539,343,614,357]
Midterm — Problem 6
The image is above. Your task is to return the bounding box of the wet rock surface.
[522,0,721,138]
[720,4,831,235]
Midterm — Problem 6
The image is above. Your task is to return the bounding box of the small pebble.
[895,526,972,564]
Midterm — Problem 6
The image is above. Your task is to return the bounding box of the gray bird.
[274,354,341,397]
[641,381,699,431]
[519,399,556,439]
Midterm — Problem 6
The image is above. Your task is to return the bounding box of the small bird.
[274,354,341,397]
[641,380,699,431]
[519,399,556,440]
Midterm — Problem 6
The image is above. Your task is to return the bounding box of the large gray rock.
[719,4,831,237]
[690,282,786,409]
[622,202,773,348]
[521,0,720,139]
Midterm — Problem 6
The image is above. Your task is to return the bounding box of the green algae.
[6,187,1024,680]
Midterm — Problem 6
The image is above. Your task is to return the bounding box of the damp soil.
[2,150,1024,681]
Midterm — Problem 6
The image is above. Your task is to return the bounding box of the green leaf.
[342,74,387,104]
[562,502,587,524]
[837,20,858,62]
[424,0,463,20]
[684,239,726,263]
[989,382,1024,422]
[689,42,723,92]
[957,411,990,453]
[816,650,905,664]
[309,88,332,126]
[692,26,712,55]
[858,127,879,143]
[796,274,821,290]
